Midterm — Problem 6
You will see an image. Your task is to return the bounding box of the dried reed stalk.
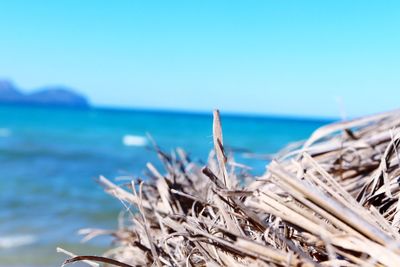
[63,109,400,267]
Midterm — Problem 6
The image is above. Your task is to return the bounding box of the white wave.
[0,235,36,248]
[122,135,148,147]
[0,128,11,137]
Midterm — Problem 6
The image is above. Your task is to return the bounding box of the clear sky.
[0,1,399,118]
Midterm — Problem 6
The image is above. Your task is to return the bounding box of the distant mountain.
[0,80,24,103]
[0,80,89,108]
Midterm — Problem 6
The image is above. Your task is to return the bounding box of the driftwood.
[62,109,400,267]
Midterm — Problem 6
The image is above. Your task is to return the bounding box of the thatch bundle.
[61,109,400,267]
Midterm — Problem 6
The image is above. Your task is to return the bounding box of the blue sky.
[0,1,399,118]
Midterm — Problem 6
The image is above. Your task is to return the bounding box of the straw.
[61,109,400,266]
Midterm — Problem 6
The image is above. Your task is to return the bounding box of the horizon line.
[0,101,338,122]
[94,104,338,122]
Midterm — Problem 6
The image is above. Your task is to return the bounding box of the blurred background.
[1,1,400,266]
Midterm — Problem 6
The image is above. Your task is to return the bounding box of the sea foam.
[122,135,148,147]
[0,235,36,248]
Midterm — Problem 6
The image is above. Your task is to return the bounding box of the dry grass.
[62,109,400,267]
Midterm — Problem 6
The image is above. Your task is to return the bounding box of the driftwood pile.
[62,109,400,267]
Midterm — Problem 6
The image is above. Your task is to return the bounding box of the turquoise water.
[0,105,329,266]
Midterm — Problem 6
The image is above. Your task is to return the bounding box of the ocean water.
[0,105,329,266]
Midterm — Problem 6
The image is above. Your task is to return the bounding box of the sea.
[0,105,330,266]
